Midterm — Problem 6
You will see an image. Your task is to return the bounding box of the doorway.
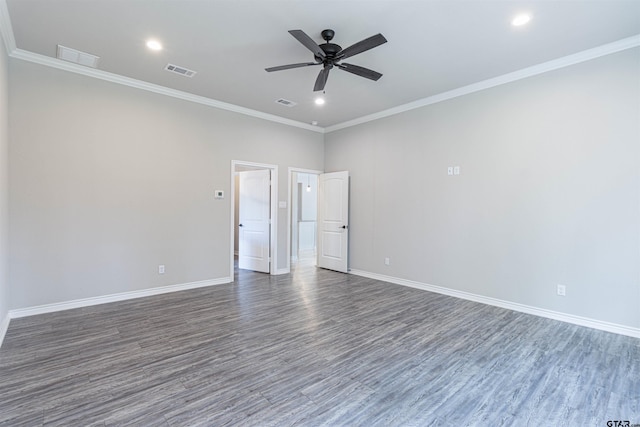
[292,172,318,265]
[287,168,322,272]
[231,161,278,276]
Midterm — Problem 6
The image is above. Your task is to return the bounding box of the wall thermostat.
[214,190,224,199]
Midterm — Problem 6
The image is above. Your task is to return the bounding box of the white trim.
[326,34,640,133]
[8,49,324,134]
[231,160,279,277]
[8,277,231,320]
[0,0,320,132]
[0,0,320,133]
[0,312,9,348]
[2,0,637,137]
[349,269,640,339]
[0,0,15,55]
[286,167,322,273]
[275,268,290,275]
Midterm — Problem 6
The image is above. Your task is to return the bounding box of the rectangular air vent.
[275,98,297,107]
[165,63,197,78]
[56,45,100,68]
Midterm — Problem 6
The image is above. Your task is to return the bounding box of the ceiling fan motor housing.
[316,43,342,62]
[316,29,341,63]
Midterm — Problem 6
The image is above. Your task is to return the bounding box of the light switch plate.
[214,190,224,199]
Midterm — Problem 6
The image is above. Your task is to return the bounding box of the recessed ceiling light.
[315,98,325,106]
[311,121,318,126]
[146,40,163,51]
[511,13,531,27]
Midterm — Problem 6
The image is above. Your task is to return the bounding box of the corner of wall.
[0,312,9,348]
[0,8,11,346]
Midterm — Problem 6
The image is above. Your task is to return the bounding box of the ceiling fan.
[266,29,387,92]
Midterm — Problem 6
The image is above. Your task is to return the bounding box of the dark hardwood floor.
[1,261,638,426]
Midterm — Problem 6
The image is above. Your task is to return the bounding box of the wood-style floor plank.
[1,262,639,426]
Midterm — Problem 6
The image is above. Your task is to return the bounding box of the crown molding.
[0,0,324,132]
[0,0,16,55]
[10,49,325,133]
[1,0,637,136]
[326,34,640,133]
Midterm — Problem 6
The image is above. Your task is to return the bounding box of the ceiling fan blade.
[289,29,326,59]
[314,66,331,92]
[265,62,320,72]
[337,63,383,81]
[337,33,387,60]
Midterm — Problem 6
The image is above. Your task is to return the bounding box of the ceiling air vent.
[56,45,100,68]
[165,63,197,78]
[275,98,297,107]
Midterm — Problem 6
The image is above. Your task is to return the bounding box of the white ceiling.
[3,0,640,130]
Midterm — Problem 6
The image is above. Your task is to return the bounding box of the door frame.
[287,167,322,273]
[231,160,278,277]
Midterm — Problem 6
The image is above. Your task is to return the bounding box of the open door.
[317,171,349,273]
[238,169,271,273]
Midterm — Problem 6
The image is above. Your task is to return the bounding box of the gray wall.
[325,48,640,329]
[0,40,8,323]
[5,43,639,333]
[9,59,323,309]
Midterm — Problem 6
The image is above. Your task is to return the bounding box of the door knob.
[341,225,348,229]
[239,224,243,227]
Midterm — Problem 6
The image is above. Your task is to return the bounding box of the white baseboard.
[349,269,640,339]
[0,312,9,349]
[275,268,290,275]
[8,277,232,320]
[3,270,637,350]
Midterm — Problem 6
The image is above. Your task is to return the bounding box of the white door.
[317,171,349,273]
[238,169,271,273]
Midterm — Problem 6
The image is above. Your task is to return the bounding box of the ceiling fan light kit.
[266,29,387,92]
